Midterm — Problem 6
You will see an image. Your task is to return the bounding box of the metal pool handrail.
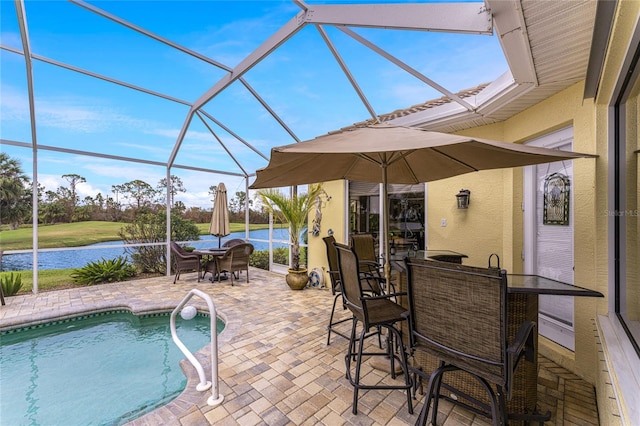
[170,288,224,407]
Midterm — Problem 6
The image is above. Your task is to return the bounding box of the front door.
[524,127,575,350]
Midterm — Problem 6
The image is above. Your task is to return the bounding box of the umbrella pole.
[382,164,391,286]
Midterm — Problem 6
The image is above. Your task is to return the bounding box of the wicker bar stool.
[334,242,413,415]
[404,258,536,426]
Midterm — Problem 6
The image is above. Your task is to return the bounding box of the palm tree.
[257,184,324,271]
[0,153,30,229]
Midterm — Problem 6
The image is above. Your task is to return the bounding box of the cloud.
[193,3,299,68]
[0,86,30,121]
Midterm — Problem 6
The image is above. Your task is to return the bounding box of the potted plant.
[257,184,324,290]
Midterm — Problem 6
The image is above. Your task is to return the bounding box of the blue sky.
[0,0,508,208]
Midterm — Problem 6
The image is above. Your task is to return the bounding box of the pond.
[0,229,292,272]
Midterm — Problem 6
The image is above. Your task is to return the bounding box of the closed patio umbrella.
[249,124,597,282]
[209,182,230,248]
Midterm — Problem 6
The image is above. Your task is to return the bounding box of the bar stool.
[334,242,413,415]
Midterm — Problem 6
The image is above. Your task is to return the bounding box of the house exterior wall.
[307,180,347,286]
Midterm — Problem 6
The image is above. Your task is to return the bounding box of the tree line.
[0,153,268,229]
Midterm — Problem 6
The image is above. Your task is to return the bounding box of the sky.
[0,0,508,209]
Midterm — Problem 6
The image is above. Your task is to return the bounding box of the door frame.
[524,126,576,350]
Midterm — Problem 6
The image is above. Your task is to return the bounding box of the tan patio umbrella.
[209,182,230,248]
[249,124,597,282]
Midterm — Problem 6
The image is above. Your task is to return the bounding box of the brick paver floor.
[0,268,599,425]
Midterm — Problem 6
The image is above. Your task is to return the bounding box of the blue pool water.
[0,311,224,426]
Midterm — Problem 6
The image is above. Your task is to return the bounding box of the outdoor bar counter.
[391,254,603,424]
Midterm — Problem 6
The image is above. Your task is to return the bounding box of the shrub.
[248,247,307,270]
[119,212,200,274]
[249,250,269,270]
[1,272,23,296]
[71,256,136,285]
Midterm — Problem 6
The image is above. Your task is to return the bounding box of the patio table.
[391,249,468,264]
[193,248,228,281]
[392,260,603,424]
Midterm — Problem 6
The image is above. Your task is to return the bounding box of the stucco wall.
[591,1,640,423]
[443,82,604,385]
[306,180,346,287]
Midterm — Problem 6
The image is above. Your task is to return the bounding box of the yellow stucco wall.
[431,82,603,384]
[591,1,640,423]
[307,180,346,287]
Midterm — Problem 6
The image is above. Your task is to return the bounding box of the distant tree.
[229,191,251,214]
[172,200,186,216]
[113,180,159,210]
[40,190,66,224]
[60,173,86,222]
[157,175,185,208]
[0,153,31,229]
[62,174,85,206]
[105,196,121,222]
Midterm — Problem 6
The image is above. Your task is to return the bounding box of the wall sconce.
[456,189,471,209]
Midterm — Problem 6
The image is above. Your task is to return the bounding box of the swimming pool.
[0,311,224,425]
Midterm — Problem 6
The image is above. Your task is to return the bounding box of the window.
[613,30,640,355]
[348,181,426,257]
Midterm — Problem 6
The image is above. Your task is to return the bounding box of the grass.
[0,222,126,250]
[2,268,84,293]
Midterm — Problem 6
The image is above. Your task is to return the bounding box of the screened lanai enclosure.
[0,0,597,291]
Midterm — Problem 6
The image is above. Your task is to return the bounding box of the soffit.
[387,0,597,133]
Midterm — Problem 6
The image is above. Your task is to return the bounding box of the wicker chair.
[404,258,536,426]
[215,243,254,286]
[334,242,413,415]
[170,241,201,284]
[221,238,245,248]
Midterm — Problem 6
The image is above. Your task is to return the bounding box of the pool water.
[0,311,224,426]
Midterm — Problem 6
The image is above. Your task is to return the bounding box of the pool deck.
[0,268,599,425]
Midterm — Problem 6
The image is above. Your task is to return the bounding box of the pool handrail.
[170,288,224,407]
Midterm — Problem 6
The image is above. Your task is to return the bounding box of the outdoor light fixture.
[456,189,471,209]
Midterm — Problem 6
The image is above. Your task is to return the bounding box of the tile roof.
[342,82,491,131]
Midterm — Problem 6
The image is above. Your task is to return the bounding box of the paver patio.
[0,268,599,425]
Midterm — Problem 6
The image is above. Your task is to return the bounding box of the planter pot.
[286,268,309,290]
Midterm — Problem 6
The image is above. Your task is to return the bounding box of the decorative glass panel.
[543,173,570,225]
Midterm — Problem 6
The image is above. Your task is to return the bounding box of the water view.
[0,229,291,272]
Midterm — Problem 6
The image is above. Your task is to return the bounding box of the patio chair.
[334,242,413,416]
[215,243,254,286]
[218,239,249,279]
[351,233,395,294]
[221,238,245,248]
[170,241,201,284]
[323,236,351,345]
[324,236,387,346]
[404,258,536,426]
